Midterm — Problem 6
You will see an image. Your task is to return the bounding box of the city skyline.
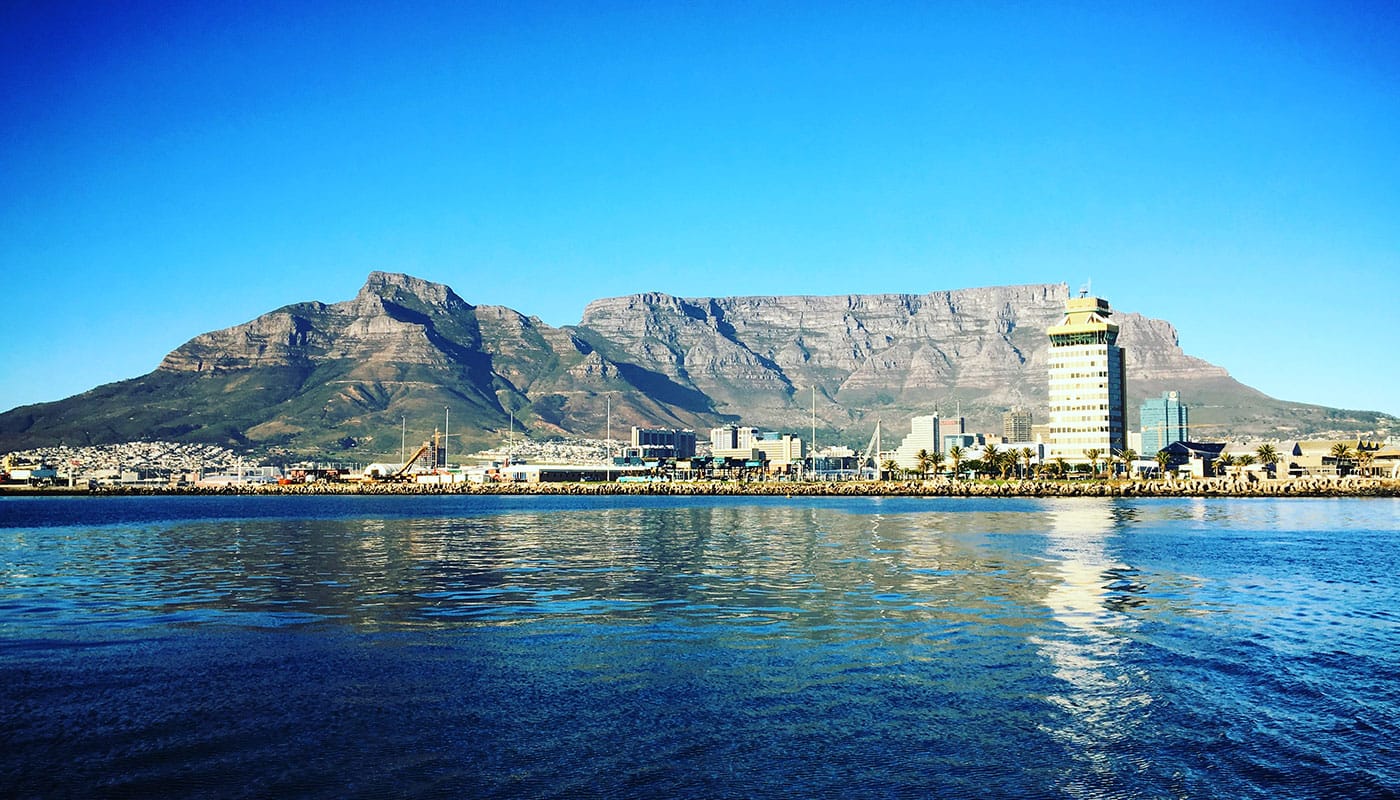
[3,3,1397,417]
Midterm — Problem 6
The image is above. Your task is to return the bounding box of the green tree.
[1255,443,1280,477]
[1329,443,1353,477]
[1214,453,1234,477]
[996,451,1014,480]
[916,449,932,480]
[1020,447,1035,479]
[880,459,900,481]
[930,450,945,478]
[1234,452,1255,478]
[981,444,1000,479]
[1083,448,1103,478]
[1053,456,1068,479]
[949,446,965,480]
[1155,450,1172,480]
[1355,447,1375,477]
[1117,448,1138,479]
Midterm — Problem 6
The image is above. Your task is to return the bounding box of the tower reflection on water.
[1035,499,1156,791]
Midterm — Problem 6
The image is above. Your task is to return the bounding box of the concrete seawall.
[10,477,1398,498]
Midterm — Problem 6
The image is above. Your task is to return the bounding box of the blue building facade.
[1140,391,1189,455]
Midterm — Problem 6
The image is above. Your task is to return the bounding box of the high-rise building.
[1139,391,1188,455]
[939,416,973,454]
[708,425,804,467]
[893,414,941,470]
[710,425,758,453]
[1047,294,1127,461]
[631,427,697,459]
[1002,409,1032,443]
[710,425,768,461]
[764,434,807,470]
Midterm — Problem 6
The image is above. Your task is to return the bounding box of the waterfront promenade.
[7,476,1398,498]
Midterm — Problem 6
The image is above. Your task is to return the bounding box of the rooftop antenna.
[1079,278,1092,298]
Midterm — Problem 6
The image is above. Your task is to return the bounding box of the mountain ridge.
[1,272,1392,455]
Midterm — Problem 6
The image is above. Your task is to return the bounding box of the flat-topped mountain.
[1,272,1392,455]
[575,284,1231,421]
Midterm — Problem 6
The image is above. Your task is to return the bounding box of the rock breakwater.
[13,477,1398,498]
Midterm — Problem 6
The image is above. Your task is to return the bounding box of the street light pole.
[444,406,450,469]
[606,394,611,482]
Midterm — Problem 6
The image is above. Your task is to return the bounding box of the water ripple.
[2,495,1398,798]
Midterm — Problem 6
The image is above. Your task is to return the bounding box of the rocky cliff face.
[574,283,1234,431]
[161,272,480,372]
[0,272,1391,454]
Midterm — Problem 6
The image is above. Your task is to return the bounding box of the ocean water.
[2,494,1398,799]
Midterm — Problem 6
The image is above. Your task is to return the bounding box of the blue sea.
[2,494,1398,799]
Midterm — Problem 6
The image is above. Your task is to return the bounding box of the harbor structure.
[1046,293,1127,461]
[1140,391,1189,455]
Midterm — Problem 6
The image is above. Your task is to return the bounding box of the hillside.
[1,272,1392,456]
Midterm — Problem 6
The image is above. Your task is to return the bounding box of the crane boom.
[859,419,882,478]
[393,440,433,479]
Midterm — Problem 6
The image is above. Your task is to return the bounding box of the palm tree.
[1117,448,1138,479]
[998,451,1014,480]
[1020,447,1035,479]
[916,449,932,480]
[1214,453,1234,477]
[1083,448,1103,478]
[1255,443,1280,478]
[880,459,900,481]
[1355,447,1375,477]
[930,450,945,479]
[981,444,1000,479]
[1329,443,1353,477]
[1053,456,1068,479]
[1235,453,1255,478]
[949,446,965,480]
[1155,450,1172,481]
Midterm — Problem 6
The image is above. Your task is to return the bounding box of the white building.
[764,435,807,470]
[893,414,941,470]
[1047,294,1127,462]
[709,425,805,469]
[710,426,761,460]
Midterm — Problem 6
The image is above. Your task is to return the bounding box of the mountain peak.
[358,271,466,311]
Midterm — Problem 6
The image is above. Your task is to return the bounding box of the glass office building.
[1140,391,1189,455]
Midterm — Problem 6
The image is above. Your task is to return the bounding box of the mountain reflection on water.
[2,495,1398,799]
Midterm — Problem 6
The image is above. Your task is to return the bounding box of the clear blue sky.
[3,1,1397,417]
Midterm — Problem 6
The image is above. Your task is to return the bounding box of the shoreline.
[4,476,1398,498]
